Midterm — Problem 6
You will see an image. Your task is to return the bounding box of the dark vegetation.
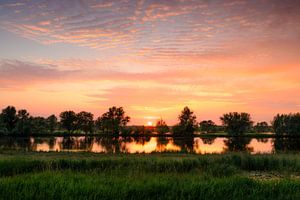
[220,112,253,135]
[95,107,130,134]
[0,152,300,200]
[0,105,299,137]
[272,113,300,136]
[1,152,300,176]
[155,118,170,134]
[199,120,217,133]
[172,106,198,136]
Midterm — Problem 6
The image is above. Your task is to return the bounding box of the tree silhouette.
[76,111,94,134]
[46,115,58,134]
[95,116,106,133]
[253,121,269,133]
[30,117,48,134]
[96,107,130,134]
[16,109,31,135]
[59,111,77,133]
[220,112,253,135]
[0,106,18,133]
[173,106,197,136]
[199,120,216,133]
[272,113,300,136]
[0,117,6,134]
[156,118,169,134]
[272,114,286,135]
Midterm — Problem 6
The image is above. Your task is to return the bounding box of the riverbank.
[0,152,299,199]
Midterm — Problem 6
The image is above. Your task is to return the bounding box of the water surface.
[1,136,300,154]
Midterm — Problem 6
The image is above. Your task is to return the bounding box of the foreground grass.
[1,171,300,200]
[0,152,300,199]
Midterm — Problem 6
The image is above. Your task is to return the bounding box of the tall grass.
[0,171,299,200]
[0,152,300,177]
[0,152,300,199]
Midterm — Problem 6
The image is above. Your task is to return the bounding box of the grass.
[1,172,300,200]
[0,151,300,199]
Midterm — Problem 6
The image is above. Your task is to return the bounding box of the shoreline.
[0,132,299,138]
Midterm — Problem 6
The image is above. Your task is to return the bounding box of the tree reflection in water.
[256,138,269,143]
[95,137,120,153]
[133,136,151,145]
[201,137,216,145]
[173,137,194,153]
[60,137,93,151]
[157,136,170,146]
[273,138,300,152]
[0,136,32,151]
[1,136,300,154]
[223,137,253,153]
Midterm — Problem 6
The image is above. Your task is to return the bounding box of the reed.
[0,171,299,200]
[0,152,300,176]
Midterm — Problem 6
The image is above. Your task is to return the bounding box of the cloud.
[0,59,79,88]
[1,0,299,54]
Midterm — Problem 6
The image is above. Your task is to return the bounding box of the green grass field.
[0,152,299,199]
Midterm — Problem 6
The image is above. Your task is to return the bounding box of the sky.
[0,0,300,125]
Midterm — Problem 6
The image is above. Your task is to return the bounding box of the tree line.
[0,105,299,136]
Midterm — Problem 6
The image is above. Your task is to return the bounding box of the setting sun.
[147,121,153,126]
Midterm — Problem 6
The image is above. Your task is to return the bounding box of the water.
[0,136,299,154]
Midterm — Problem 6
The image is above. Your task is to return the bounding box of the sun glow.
[147,121,153,126]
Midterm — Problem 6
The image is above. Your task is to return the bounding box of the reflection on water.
[0,136,300,154]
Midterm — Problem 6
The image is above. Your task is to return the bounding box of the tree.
[156,118,169,134]
[173,106,197,136]
[272,114,286,135]
[96,107,130,134]
[59,111,77,133]
[253,121,269,133]
[0,116,7,134]
[46,115,58,134]
[76,111,94,134]
[0,106,18,133]
[16,109,31,135]
[288,113,300,135]
[272,113,300,136]
[199,120,216,133]
[95,116,105,133]
[220,112,253,135]
[30,116,48,134]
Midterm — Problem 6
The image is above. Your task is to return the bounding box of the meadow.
[0,151,300,200]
